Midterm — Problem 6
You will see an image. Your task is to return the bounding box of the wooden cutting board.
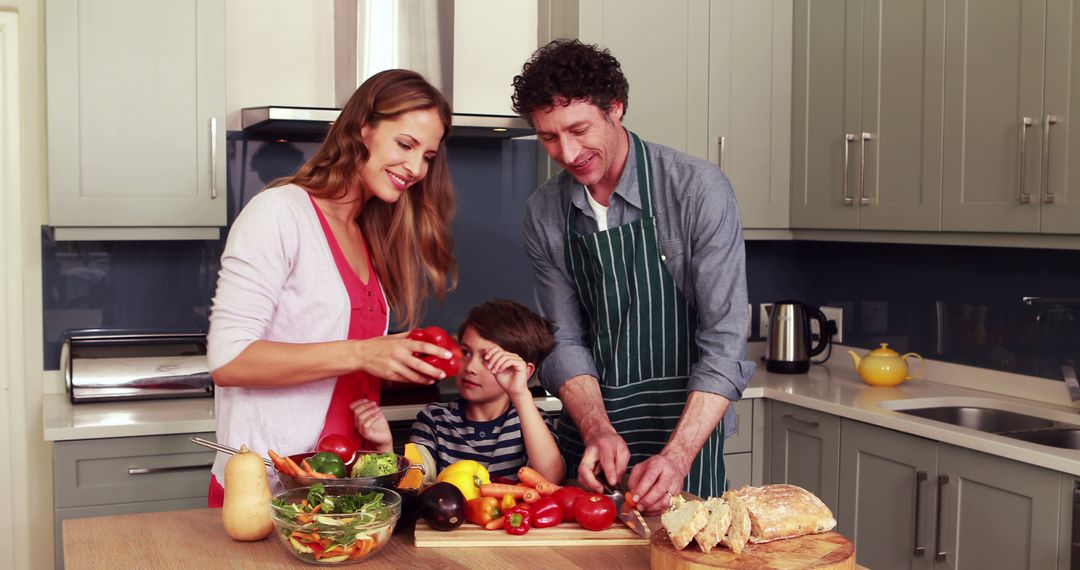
[414,519,650,547]
[650,529,854,569]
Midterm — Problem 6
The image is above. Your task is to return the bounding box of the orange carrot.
[518,466,558,489]
[282,455,307,478]
[484,515,506,530]
[534,481,561,496]
[479,483,540,503]
[267,449,292,474]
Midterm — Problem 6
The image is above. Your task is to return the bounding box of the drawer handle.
[935,474,949,562]
[858,132,872,205]
[1018,116,1034,204]
[842,133,857,205]
[128,463,213,476]
[209,116,218,199]
[782,414,820,429]
[1042,114,1058,204]
[913,470,927,555]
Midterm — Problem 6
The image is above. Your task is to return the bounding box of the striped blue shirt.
[410,399,559,480]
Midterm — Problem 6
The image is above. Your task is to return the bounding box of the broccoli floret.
[350,452,398,478]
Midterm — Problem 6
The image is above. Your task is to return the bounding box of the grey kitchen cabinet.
[723,398,755,490]
[766,401,840,514]
[839,419,1069,570]
[791,0,945,231]
[46,0,226,240]
[941,0,1080,235]
[53,432,215,568]
[708,0,792,229]
[575,0,791,229]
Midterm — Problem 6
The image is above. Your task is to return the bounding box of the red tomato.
[551,486,588,522]
[316,433,358,463]
[573,493,616,531]
[408,326,462,378]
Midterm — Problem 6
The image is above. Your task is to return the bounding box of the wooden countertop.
[62,509,652,569]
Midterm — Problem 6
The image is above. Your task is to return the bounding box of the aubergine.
[419,482,465,531]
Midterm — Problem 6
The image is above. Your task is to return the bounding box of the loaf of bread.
[693,496,731,554]
[720,492,751,554]
[725,484,836,543]
[660,496,710,550]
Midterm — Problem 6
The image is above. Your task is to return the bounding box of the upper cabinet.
[942,0,1080,234]
[791,0,945,231]
[46,0,226,239]
[575,0,792,229]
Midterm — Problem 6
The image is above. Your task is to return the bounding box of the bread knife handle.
[913,470,927,555]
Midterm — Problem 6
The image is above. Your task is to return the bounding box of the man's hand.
[627,451,691,514]
[577,429,631,493]
[349,398,393,453]
[482,346,531,400]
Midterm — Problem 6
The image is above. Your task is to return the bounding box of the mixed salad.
[271,483,395,563]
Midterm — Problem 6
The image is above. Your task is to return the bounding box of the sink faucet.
[1065,363,1080,402]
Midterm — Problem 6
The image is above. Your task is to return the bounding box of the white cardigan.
[207,185,387,486]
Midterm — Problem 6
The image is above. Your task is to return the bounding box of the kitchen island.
[64,508,653,569]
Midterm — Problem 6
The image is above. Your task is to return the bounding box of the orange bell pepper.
[465,497,502,526]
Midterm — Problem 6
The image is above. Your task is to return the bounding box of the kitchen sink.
[896,406,1057,433]
[1003,429,1080,450]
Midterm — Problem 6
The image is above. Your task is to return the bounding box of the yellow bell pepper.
[435,460,490,501]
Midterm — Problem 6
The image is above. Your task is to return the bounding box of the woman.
[206,69,457,506]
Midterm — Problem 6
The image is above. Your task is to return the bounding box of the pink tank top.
[310,195,388,447]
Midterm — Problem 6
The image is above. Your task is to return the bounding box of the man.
[513,39,755,514]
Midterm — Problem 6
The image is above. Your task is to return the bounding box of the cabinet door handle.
[782,414,820,429]
[934,473,949,562]
[913,470,927,555]
[843,134,857,205]
[128,463,214,476]
[718,136,726,171]
[209,116,218,199]
[858,133,872,205]
[1042,114,1059,204]
[1018,116,1034,204]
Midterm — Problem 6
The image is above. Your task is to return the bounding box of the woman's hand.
[350,398,393,453]
[354,332,453,384]
[482,346,532,399]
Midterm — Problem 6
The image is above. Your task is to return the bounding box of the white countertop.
[44,347,1080,477]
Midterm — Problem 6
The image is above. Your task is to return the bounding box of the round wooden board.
[650,529,854,570]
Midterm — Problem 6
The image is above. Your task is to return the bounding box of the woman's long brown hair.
[276,69,457,329]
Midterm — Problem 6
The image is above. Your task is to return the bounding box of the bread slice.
[720,492,751,555]
[661,497,710,550]
[693,496,732,554]
[728,484,837,543]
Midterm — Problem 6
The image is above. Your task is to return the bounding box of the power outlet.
[759,303,773,339]
[815,306,844,344]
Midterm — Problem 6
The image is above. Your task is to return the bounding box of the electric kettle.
[765,301,831,373]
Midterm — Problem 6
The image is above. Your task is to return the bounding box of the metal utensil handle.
[782,414,820,429]
[190,436,273,468]
[913,470,928,555]
[718,136,726,171]
[843,133,857,205]
[935,474,949,561]
[859,133,872,205]
[1042,114,1058,204]
[210,117,218,199]
[1019,117,1034,204]
[129,463,214,476]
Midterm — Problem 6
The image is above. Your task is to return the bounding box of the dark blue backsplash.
[40,135,1080,382]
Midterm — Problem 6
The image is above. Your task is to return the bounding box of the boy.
[352,299,565,483]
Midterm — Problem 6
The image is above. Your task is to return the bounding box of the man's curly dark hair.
[511,39,629,122]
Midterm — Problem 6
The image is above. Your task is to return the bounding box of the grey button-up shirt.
[523,132,756,436]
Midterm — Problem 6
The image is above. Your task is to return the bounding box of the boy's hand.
[349,399,393,453]
[482,346,531,400]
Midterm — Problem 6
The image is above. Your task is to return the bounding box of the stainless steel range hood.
[241,0,535,141]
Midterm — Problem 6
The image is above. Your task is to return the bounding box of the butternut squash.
[222,445,274,541]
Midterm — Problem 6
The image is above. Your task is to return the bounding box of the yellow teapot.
[848,343,924,387]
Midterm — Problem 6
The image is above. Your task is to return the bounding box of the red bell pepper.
[505,505,531,535]
[529,497,563,528]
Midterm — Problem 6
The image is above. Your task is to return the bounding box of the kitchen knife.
[601,482,651,538]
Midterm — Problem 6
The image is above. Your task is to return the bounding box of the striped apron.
[557,132,726,498]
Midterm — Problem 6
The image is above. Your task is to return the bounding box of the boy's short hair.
[458,300,556,367]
